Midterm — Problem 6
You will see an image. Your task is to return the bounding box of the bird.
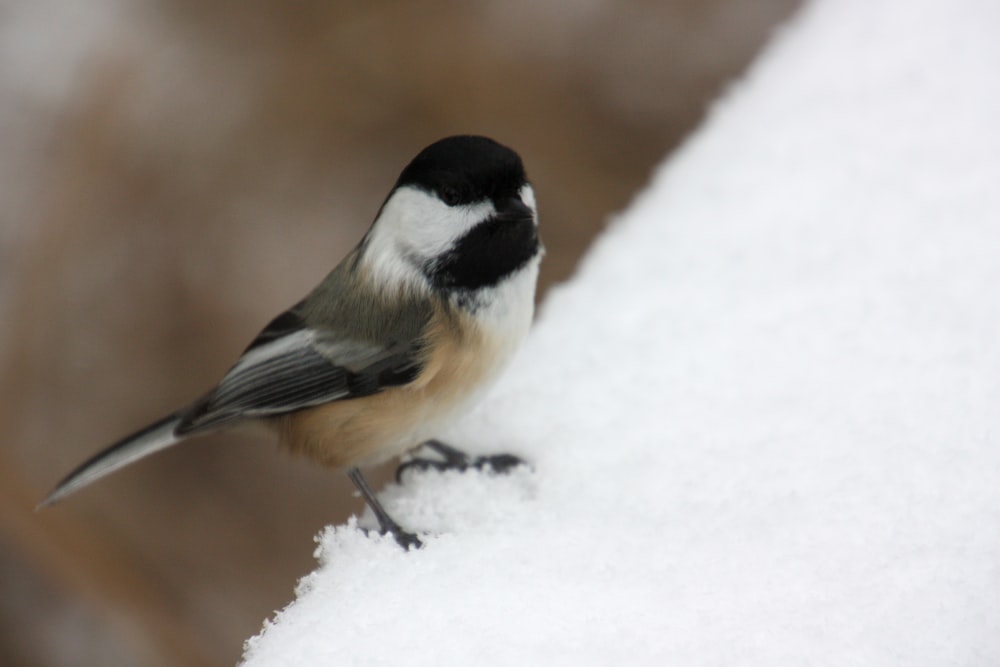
[39,135,544,549]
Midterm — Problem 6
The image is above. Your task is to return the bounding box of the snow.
[242,0,1000,664]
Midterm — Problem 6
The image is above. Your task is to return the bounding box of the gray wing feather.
[177,328,421,433]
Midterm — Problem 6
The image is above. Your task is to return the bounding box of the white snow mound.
[243,0,1000,664]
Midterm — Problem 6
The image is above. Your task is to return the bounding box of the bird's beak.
[498,197,535,224]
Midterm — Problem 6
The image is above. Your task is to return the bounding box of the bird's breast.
[276,262,538,470]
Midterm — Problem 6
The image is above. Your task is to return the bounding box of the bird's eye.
[439,186,461,207]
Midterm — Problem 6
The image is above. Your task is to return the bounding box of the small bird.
[40,135,543,549]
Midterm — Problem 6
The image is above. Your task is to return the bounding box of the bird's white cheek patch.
[362,187,496,288]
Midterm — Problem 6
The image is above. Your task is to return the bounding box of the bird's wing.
[176,310,424,433]
[40,306,426,507]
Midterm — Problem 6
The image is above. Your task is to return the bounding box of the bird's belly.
[276,302,529,469]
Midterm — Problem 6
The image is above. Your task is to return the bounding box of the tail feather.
[39,412,186,508]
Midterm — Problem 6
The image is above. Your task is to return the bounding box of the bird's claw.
[396,440,527,483]
[386,526,423,550]
[360,517,423,550]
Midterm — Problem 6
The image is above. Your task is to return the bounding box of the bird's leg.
[395,439,526,483]
[346,467,422,550]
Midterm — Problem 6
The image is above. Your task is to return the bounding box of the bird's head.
[360,135,541,295]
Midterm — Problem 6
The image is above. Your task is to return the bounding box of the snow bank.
[243,0,1000,664]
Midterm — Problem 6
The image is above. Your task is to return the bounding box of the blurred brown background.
[0,1,797,665]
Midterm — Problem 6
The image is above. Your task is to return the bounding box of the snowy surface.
[242,1,1000,664]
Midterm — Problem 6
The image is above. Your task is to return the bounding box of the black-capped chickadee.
[40,135,543,549]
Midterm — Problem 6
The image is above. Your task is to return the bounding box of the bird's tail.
[38,412,187,508]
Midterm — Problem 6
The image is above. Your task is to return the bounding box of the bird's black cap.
[395,135,528,207]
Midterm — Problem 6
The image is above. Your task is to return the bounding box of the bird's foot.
[347,467,423,550]
[358,518,423,550]
[396,439,527,483]
[378,520,424,550]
